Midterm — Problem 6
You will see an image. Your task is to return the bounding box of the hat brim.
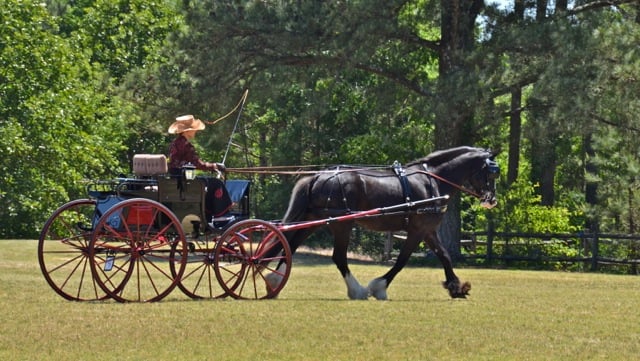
[168,118,206,134]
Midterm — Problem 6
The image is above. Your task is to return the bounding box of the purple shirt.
[168,135,215,173]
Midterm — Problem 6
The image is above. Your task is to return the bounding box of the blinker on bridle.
[485,158,500,180]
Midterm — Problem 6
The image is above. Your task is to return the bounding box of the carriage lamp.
[182,163,196,180]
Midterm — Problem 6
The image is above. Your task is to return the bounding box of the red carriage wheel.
[88,198,188,302]
[214,219,292,300]
[170,235,233,299]
[38,199,110,301]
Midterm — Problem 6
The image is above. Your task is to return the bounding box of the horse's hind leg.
[330,224,368,300]
[265,227,316,292]
[424,232,470,298]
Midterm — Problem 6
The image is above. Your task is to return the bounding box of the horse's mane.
[406,146,488,167]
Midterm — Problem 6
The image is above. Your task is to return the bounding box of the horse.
[275,146,499,300]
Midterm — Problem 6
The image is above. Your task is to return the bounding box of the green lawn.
[1,240,638,360]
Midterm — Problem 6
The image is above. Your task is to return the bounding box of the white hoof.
[344,273,368,300]
[367,278,388,300]
[265,272,282,291]
[264,263,287,293]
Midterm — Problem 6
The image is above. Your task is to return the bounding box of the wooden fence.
[459,231,640,274]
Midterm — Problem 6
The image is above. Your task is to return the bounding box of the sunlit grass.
[1,240,638,360]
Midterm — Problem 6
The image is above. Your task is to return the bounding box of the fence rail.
[459,231,640,274]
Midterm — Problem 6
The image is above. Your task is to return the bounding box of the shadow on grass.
[293,247,452,269]
[292,249,376,267]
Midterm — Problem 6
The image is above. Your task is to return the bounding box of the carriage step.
[208,215,236,230]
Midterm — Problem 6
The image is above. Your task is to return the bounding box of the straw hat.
[168,115,205,134]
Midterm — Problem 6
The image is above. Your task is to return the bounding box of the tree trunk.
[529,130,557,206]
[539,152,556,206]
[506,1,526,186]
[529,0,558,206]
[514,0,525,18]
[435,0,484,259]
[507,87,522,185]
[555,0,568,13]
[584,133,598,231]
[536,0,548,20]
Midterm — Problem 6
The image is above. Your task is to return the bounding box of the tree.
[481,1,640,229]
[585,4,640,232]
[50,0,181,83]
[0,0,129,237]
[47,0,183,165]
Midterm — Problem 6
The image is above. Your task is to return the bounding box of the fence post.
[591,232,599,272]
[486,216,494,265]
[580,231,589,271]
[384,232,392,262]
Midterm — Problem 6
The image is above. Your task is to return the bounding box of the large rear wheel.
[89,198,188,302]
[214,220,292,299]
[38,199,109,301]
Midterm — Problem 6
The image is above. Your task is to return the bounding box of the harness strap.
[393,161,412,202]
[324,167,350,212]
[422,163,440,198]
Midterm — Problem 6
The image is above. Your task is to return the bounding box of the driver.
[168,115,232,223]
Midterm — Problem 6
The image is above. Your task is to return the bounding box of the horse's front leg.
[424,231,471,298]
[368,231,422,300]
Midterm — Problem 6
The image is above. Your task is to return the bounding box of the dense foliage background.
[2,1,639,261]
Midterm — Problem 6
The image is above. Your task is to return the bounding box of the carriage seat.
[133,154,168,176]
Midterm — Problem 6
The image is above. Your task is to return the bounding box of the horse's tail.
[265,177,316,294]
[282,175,315,223]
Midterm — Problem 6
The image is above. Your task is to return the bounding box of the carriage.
[38,154,293,302]
[39,146,499,302]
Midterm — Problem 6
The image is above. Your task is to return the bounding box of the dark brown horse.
[276,146,499,300]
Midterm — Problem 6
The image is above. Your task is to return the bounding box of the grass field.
[1,239,638,360]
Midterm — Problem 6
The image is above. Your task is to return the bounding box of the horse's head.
[468,153,500,209]
[411,146,500,208]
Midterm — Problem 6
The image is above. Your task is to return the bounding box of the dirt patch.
[296,246,375,263]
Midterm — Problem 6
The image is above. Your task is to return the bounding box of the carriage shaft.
[278,195,449,232]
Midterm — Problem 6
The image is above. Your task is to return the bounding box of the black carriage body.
[87,154,251,232]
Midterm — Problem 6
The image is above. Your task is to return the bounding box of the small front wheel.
[214,219,292,300]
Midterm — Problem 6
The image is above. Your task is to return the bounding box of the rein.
[225,162,482,199]
[225,165,388,175]
[420,164,482,199]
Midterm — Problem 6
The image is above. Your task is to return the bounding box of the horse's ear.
[488,147,500,158]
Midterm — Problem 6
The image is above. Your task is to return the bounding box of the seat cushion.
[133,154,168,176]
